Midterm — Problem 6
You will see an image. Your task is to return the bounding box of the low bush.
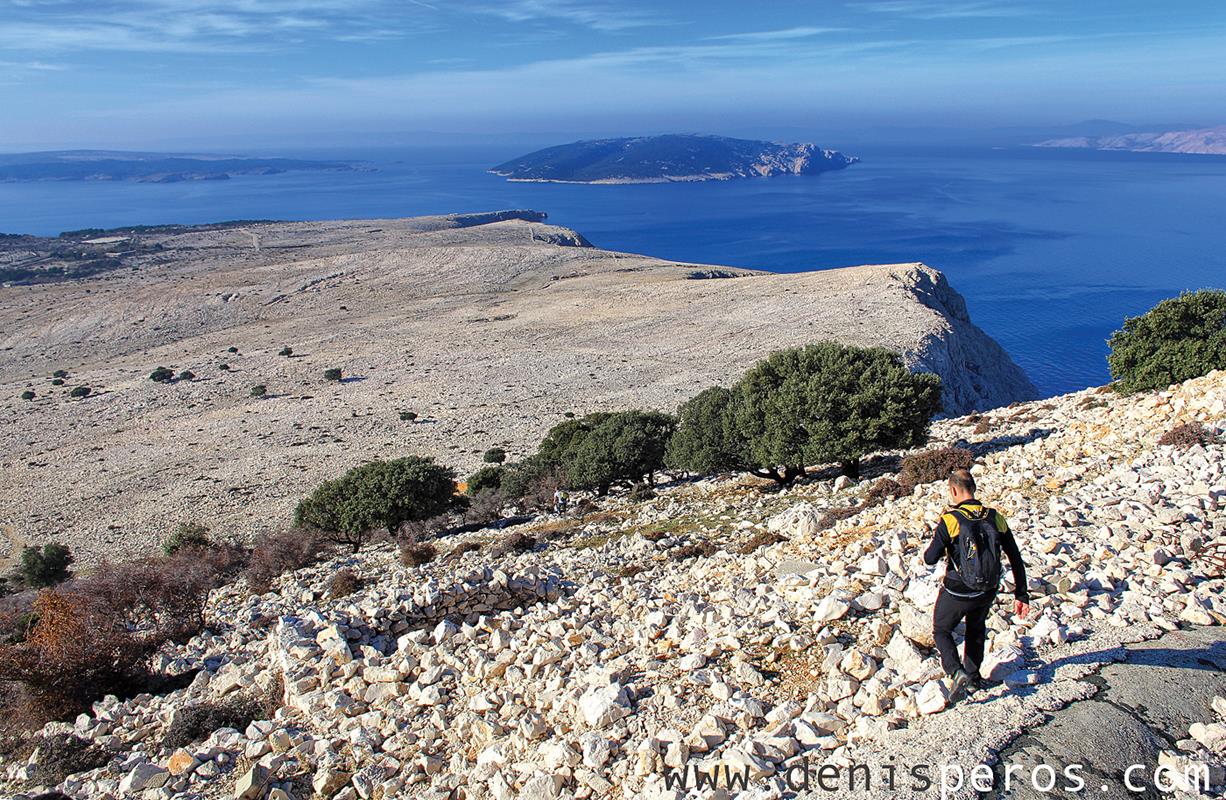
[973,419,992,435]
[627,483,656,502]
[250,384,267,397]
[227,346,239,354]
[162,693,267,749]
[27,732,111,786]
[69,386,90,398]
[671,541,719,560]
[447,540,483,560]
[735,531,787,554]
[483,447,507,464]
[162,522,210,556]
[149,366,175,383]
[1157,422,1217,448]
[465,488,505,526]
[14,543,73,589]
[278,346,293,357]
[327,568,362,599]
[0,589,154,724]
[218,363,230,371]
[488,531,536,559]
[51,378,65,386]
[247,529,325,594]
[20,390,34,401]
[897,447,974,492]
[177,370,195,381]
[324,368,343,382]
[51,370,68,379]
[400,411,418,422]
[863,477,906,506]
[399,540,438,567]
[818,504,862,530]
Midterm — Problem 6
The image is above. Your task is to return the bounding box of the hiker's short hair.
[949,468,976,495]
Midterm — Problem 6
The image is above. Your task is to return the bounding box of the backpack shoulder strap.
[942,510,963,540]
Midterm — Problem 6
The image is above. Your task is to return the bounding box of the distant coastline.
[0,150,367,183]
[1034,125,1226,156]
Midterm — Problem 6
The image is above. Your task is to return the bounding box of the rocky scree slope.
[4,370,1224,800]
[0,214,1032,564]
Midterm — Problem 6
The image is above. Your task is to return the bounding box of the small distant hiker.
[553,488,569,515]
[923,468,1030,700]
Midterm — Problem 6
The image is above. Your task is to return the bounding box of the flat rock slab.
[776,559,821,579]
[994,626,1226,800]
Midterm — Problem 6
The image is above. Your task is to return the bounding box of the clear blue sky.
[3,0,1225,149]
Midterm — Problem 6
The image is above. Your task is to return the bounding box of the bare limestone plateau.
[3,368,1224,800]
[0,211,1033,564]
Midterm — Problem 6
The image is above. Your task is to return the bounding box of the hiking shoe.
[972,675,1000,692]
[948,669,971,703]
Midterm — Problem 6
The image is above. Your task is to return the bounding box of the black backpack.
[946,507,1003,592]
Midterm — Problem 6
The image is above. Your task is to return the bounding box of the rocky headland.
[0,211,1032,564]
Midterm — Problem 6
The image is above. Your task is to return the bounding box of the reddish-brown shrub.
[863,477,905,507]
[445,540,483,561]
[0,589,154,724]
[327,568,362,599]
[671,540,719,560]
[897,447,974,492]
[488,531,536,558]
[735,530,786,554]
[1157,422,1216,449]
[247,529,325,594]
[399,540,438,567]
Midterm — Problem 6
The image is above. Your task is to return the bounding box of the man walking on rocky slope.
[924,468,1030,700]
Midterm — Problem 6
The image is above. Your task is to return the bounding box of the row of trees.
[295,288,1226,551]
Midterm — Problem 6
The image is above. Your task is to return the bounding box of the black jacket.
[923,499,1029,601]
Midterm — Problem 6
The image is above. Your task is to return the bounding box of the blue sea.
[3,143,1224,398]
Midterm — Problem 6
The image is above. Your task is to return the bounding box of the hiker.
[923,468,1030,699]
[553,488,569,515]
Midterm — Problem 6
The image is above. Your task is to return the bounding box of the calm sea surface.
[3,144,1224,398]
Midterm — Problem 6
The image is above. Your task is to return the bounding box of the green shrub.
[324,368,343,382]
[177,370,195,382]
[665,386,743,476]
[1107,290,1226,394]
[730,343,942,481]
[51,378,65,386]
[897,447,974,492]
[16,544,73,588]
[538,410,676,495]
[51,370,68,379]
[400,410,418,422]
[483,447,507,464]
[20,390,34,401]
[218,363,230,371]
[497,455,555,507]
[278,347,293,357]
[466,465,504,495]
[69,386,90,398]
[294,456,457,552]
[163,522,210,556]
[227,346,239,354]
[149,366,175,383]
[250,384,267,398]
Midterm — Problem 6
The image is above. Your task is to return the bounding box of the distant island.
[1034,125,1226,156]
[489,134,858,184]
[0,150,365,183]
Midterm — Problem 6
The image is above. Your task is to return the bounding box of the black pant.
[933,589,995,677]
